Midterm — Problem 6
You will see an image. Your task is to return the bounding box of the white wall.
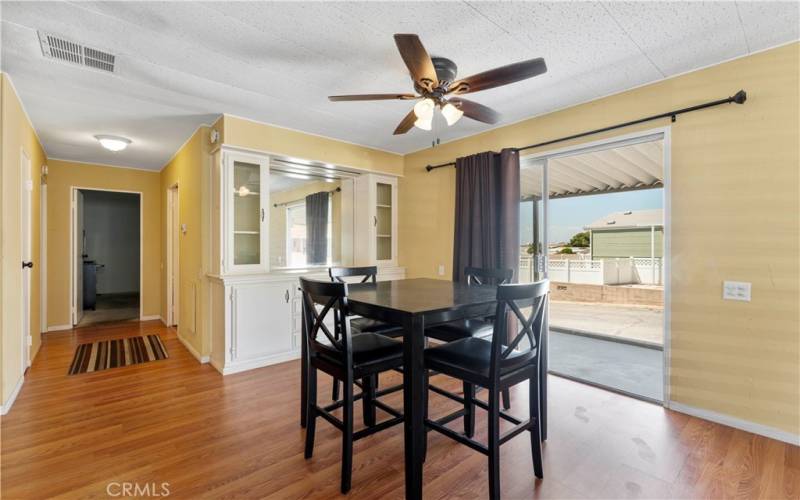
[81,190,140,294]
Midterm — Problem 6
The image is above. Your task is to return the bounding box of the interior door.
[21,150,32,368]
[74,189,85,325]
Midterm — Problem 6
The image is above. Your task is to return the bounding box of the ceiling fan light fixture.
[441,103,464,126]
[413,116,432,131]
[413,98,435,121]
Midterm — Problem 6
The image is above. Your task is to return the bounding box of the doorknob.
[22,261,33,269]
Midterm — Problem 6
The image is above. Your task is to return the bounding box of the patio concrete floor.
[549,300,664,346]
[549,330,663,401]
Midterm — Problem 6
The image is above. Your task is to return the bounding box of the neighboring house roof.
[585,209,663,230]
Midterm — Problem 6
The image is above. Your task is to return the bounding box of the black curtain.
[305,191,329,265]
[452,149,520,283]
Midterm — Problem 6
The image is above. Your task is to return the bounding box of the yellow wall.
[1,74,47,405]
[400,43,800,435]
[159,126,211,356]
[46,160,161,328]
[220,115,404,176]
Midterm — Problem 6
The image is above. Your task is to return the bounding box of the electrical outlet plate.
[437,264,445,276]
[723,281,751,302]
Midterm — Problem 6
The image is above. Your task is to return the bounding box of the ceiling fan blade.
[393,109,417,135]
[450,98,501,124]
[449,58,547,94]
[393,34,438,90]
[329,93,417,102]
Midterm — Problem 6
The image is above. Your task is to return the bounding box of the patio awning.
[520,138,664,200]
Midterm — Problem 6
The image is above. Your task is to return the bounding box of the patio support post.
[650,225,656,284]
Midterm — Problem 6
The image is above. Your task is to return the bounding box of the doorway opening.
[72,188,142,327]
[519,129,669,403]
[166,184,179,327]
[21,149,33,370]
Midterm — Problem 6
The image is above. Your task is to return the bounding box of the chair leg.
[529,379,543,479]
[502,388,511,410]
[488,388,501,500]
[341,377,354,494]
[463,382,475,438]
[422,370,429,462]
[362,375,377,427]
[304,366,318,459]
[331,378,340,402]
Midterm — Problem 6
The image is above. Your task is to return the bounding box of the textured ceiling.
[1,1,798,170]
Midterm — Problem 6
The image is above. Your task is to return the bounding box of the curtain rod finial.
[733,90,747,104]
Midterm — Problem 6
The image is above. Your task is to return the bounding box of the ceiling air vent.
[38,31,116,73]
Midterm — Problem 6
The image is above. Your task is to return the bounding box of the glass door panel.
[233,160,262,266]
[520,159,546,283]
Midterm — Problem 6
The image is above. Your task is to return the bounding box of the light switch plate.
[723,281,751,302]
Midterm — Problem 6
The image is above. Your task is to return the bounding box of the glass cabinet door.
[225,151,269,273]
[375,180,394,262]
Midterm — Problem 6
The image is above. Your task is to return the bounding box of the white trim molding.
[669,401,800,446]
[140,315,162,321]
[177,333,210,364]
[47,324,73,332]
[1,376,24,416]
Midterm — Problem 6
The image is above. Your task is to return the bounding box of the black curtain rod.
[273,186,341,208]
[425,89,747,172]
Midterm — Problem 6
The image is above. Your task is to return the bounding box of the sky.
[520,188,663,245]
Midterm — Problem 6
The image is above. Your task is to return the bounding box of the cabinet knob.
[285,290,289,303]
[373,215,377,227]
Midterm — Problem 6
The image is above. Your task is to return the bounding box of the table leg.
[403,315,425,500]
[540,319,548,441]
[300,319,308,428]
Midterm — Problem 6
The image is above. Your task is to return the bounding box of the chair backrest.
[299,277,353,362]
[329,266,378,284]
[465,267,514,286]
[488,280,549,379]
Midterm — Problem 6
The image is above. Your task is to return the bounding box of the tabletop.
[346,278,498,316]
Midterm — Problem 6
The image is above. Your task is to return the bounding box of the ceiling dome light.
[413,98,435,121]
[95,135,131,152]
[441,103,464,126]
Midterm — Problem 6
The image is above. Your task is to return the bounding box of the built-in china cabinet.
[208,145,404,375]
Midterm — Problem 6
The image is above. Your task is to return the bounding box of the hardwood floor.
[2,321,797,499]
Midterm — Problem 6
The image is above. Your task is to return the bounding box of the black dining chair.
[328,266,404,402]
[426,266,514,411]
[329,266,404,338]
[300,277,404,494]
[423,279,549,500]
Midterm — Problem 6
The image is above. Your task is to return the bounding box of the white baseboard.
[177,333,210,364]
[669,401,800,446]
[159,316,168,326]
[212,350,300,376]
[47,324,73,332]
[140,315,161,321]
[1,376,24,416]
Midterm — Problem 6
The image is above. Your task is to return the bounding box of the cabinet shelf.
[234,231,260,235]
[376,234,391,238]
[376,204,392,208]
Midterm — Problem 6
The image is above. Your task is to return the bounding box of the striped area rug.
[68,335,168,375]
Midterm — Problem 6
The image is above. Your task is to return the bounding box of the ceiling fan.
[329,34,547,135]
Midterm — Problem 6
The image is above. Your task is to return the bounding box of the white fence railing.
[519,256,663,285]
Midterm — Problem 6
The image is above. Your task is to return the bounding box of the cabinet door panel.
[232,282,292,362]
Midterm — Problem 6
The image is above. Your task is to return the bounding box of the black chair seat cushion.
[350,317,403,337]
[425,318,493,342]
[318,332,403,366]
[425,337,532,380]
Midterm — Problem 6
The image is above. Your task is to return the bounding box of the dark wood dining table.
[301,278,548,500]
